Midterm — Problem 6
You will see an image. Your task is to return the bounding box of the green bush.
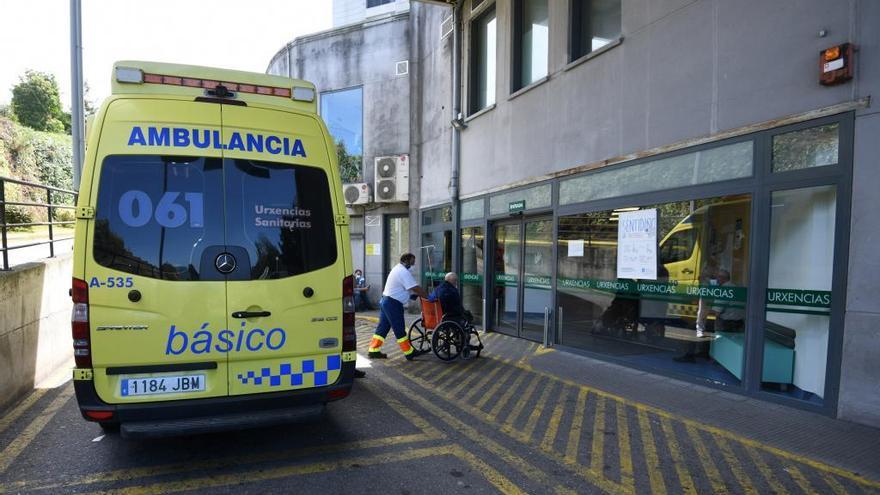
[0,117,73,229]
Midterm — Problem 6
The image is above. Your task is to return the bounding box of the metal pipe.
[557,306,564,346]
[69,0,85,189]
[543,306,550,347]
[450,4,463,273]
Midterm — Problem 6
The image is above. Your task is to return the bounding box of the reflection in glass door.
[491,218,553,341]
[522,219,553,341]
[493,223,521,336]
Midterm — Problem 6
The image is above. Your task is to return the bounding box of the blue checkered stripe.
[237,355,341,387]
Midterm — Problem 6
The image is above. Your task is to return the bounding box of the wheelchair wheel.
[462,328,483,360]
[408,319,431,353]
[431,321,464,361]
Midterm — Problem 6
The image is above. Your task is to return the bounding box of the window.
[659,229,696,265]
[556,194,752,386]
[461,227,485,325]
[95,156,337,281]
[422,206,453,226]
[559,141,753,206]
[772,123,839,172]
[570,0,621,61]
[320,87,363,183]
[512,0,549,91]
[224,159,337,279]
[470,4,497,114]
[367,0,394,7]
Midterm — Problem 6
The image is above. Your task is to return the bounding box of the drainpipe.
[450,4,463,274]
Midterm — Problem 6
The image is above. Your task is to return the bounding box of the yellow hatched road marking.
[0,389,48,435]
[388,363,627,494]
[636,408,667,495]
[784,463,819,495]
[446,444,528,495]
[660,416,697,495]
[745,445,790,495]
[470,335,880,492]
[685,424,729,494]
[0,434,432,494]
[371,371,563,491]
[487,369,529,420]
[713,436,759,494]
[80,445,513,495]
[590,395,606,473]
[459,358,513,404]
[428,360,468,386]
[565,388,588,464]
[475,363,519,409]
[2,373,439,495]
[0,387,72,475]
[444,357,496,398]
[615,401,635,492]
[503,373,543,429]
[540,385,570,453]
[820,472,849,495]
[522,380,555,442]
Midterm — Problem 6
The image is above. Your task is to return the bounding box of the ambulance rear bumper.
[74,362,355,438]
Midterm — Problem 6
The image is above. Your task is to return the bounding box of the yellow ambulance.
[71,61,355,437]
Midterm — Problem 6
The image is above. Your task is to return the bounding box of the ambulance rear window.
[93,155,337,281]
[225,158,337,279]
[94,155,225,280]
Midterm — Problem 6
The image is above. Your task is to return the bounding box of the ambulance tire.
[431,322,463,361]
[409,319,431,352]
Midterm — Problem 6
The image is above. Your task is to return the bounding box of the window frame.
[318,85,365,183]
[568,0,622,63]
[468,2,498,116]
[511,0,550,93]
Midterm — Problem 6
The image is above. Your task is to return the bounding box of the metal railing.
[0,176,78,270]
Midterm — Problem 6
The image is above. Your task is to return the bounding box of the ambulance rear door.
[87,98,230,404]
[220,105,348,396]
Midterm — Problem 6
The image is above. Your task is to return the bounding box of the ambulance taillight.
[342,275,356,352]
[71,278,92,368]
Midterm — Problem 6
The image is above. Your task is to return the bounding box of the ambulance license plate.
[120,375,206,397]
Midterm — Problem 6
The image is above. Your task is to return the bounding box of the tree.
[336,140,362,183]
[10,71,66,133]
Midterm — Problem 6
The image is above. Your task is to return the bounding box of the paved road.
[1,320,878,494]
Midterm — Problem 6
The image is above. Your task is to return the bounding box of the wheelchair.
[408,298,483,361]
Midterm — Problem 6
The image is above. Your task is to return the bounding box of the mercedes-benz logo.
[215,253,236,274]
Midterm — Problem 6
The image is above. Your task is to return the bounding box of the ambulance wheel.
[431,322,464,361]
[409,319,431,352]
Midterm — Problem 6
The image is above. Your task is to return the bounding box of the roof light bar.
[115,66,144,84]
[138,72,305,101]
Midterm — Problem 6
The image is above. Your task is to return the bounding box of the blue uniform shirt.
[428,281,464,319]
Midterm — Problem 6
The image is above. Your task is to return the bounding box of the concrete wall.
[839,0,880,426]
[410,3,454,208]
[0,255,73,412]
[443,0,871,198]
[268,12,415,302]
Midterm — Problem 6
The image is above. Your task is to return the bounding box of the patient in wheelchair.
[428,272,478,347]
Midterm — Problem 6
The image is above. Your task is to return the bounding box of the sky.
[0,0,332,109]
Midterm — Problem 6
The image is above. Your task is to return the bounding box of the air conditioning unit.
[374,155,409,203]
[342,183,371,205]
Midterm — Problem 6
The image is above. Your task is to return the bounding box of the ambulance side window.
[661,229,696,264]
[224,159,337,279]
[93,155,225,280]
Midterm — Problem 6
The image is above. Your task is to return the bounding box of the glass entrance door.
[492,222,521,335]
[491,217,553,341]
